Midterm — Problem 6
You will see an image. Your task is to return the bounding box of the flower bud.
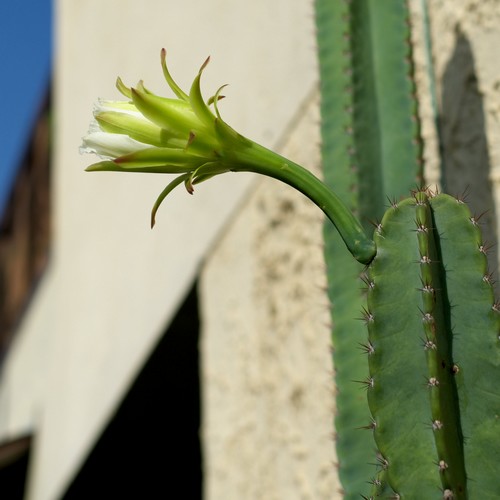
[82,50,376,264]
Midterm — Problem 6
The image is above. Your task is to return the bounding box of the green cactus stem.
[365,191,500,498]
[315,0,422,495]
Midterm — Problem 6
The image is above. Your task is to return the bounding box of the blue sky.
[0,0,52,219]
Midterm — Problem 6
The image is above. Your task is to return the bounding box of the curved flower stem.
[230,142,376,265]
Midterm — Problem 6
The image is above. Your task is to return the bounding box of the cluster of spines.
[359,190,500,498]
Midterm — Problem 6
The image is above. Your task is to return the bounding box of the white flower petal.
[80,131,150,159]
[94,99,143,118]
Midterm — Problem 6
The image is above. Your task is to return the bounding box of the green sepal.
[85,147,202,173]
[189,57,218,129]
[131,83,209,141]
[96,112,170,148]
[160,48,189,101]
[150,173,192,228]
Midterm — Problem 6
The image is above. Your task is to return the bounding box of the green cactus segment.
[351,0,422,222]
[317,0,423,226]
[366,196,440,497]
[366,193,468,498]
[316,0,374,496]
[315,0,423,496]
[316,0,356,210]
[323,234,373,498]
[414,192,467,496]
[430,195,500,498]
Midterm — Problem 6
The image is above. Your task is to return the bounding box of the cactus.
[82,6,500,496]
[315,0,422,495]
[313,1,500,494]
[365,190,500,498]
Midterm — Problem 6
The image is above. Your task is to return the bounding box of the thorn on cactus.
[442,489,454,500]
[420,255,432,265]
[415,221,429,234]
[369,220,383,236]
[368,476,382,487]
[432,420,444,431]
[478,243,487,255]
[483,272,495,286]
[438,460,448,472]
[360,274,375,291]
[413,192,427,205]
[469,210,489,227]
[386,196,399,210]
[422,312,434,323]
[418,283,435,295]
[375,454,389,470]
[357,418,376,431]
[427,377,439,387]
[454,186,470,203]
[359,307,374,324]
[353,377,374,390]
[422,338,437,350]
[358,341,375,355]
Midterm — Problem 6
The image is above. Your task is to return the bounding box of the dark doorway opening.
[0,435,32,500]
[62,281,202,499]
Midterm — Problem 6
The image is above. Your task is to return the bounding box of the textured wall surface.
[201,93,339,499]
[426,0,500,273]
[200,1,500,498]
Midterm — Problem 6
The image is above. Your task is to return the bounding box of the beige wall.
[201,92,339,499]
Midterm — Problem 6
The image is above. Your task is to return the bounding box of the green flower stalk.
[81,49,376,264]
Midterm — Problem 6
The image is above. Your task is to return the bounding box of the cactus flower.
[81,50,253,226]
[82,49,376,264]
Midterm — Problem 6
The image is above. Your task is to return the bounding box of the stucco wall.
[201,92,339,499]
[425,0,500,272]
[200,1,500,498]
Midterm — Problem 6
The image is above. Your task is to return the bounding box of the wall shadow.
[61,281,202,499]
[440,28,499,276]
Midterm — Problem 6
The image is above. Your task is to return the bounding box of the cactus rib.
[366,191,500,498]
[315,0,423,495]
[430,195,500,499]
